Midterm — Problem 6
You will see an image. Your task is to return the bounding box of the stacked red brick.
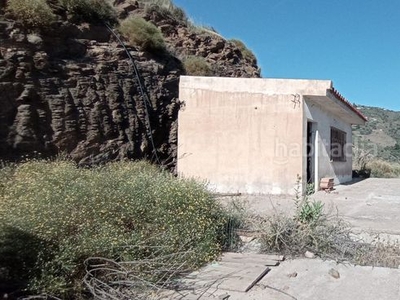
[320,178,334,191]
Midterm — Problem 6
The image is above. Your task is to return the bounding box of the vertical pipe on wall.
[314,128,319,192]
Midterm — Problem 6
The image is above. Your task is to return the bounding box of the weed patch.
[259,183,400,267]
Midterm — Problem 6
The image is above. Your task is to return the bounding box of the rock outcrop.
[0,0,260,168]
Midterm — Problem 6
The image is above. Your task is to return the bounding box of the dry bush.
[119,16,166,52]
[260,214,360,259]
[259,208,400,268]
[0,159,224,298]
[355,236,400,268]
[183,56,213,76]
[366,159,400,178]
[6,0,56,27]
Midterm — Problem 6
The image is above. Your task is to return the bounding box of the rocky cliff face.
[0,0,260,167]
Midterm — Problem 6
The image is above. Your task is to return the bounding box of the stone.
[288,272,298,278]
[27,34,43,46]
[218,293,230,300]
[329,268,340,279]
[33,52,49,70]
[304,251,315,259]
[209,40,225,53]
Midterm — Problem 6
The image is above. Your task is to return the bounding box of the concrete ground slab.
[161,254,400,300]
[249,258,400,300]
[313,178,400,237]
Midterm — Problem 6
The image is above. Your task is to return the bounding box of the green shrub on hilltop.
[6,0,117,27]
[6,0,56,27]
[59,0,117,24]
[120,16,166,52]
[0,159,224,297]
[141,0,188,24]
[183,56,213,76]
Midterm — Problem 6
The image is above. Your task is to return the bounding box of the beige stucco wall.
[304,98,353,185]
[178,77,304,195]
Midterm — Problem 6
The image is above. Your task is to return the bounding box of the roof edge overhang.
[328,87,368,123]
[305,90,367,125]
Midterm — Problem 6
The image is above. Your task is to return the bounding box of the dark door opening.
[307,122,314,183]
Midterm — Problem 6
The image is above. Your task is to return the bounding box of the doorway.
[306,122,317,184]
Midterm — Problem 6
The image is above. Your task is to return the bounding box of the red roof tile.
[329,87,368,122]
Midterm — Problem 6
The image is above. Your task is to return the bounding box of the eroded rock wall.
[0,1,260,167]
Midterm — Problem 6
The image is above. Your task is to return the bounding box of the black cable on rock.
[104,22,162,165]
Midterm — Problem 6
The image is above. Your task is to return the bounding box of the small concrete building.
[177,76,367,195]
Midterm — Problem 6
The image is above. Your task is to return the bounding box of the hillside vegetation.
[353,105,400,161]
[353,105,400,177]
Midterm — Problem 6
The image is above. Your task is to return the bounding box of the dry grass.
[222,191,400,268]
[258,209,400,268]
[366,159,400,178]
[83,248,195,300]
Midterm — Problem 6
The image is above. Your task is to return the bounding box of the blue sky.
[173,0,400,111]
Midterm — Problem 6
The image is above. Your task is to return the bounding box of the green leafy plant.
[306,182,315,195]
[297,199,324,224]
[6,0,56,27]
[183,56,213,76]
[119,16,166,52]
[293,176,323,224]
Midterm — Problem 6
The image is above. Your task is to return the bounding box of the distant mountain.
[353,105,400,162]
